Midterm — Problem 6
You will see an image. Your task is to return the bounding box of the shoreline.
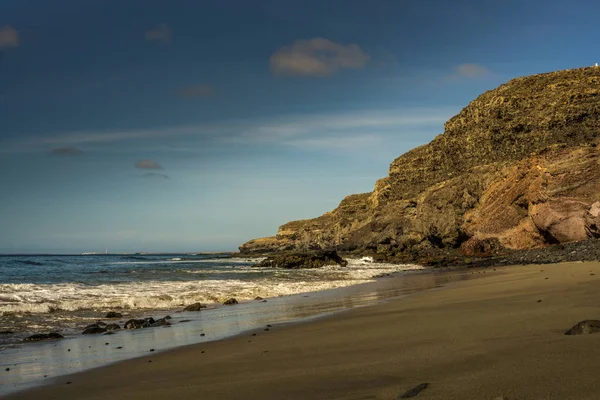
[5,261,600,399]
[1,266,472,396]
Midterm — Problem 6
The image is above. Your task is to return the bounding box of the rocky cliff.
[239,67,600,261]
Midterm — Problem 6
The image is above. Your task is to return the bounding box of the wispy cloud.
[146,24,171,44]
[0,25,19,49]
[51,147,83,156]
[135,159,162,169]
[270,38,370,77]
[176,84,214,98]
[450,63,492,79]
[2,107,456,153]
[140,172,170,180]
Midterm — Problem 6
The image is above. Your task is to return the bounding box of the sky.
[1,0,599,253]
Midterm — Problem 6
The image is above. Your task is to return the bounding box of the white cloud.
[0,25,19,49]
[146,24,171,44]
[454,63,491,78]
[270,38,370,77]
[135,159,162,169]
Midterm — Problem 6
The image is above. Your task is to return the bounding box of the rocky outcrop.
[254,250,348,269]
[239,67,600,260]
[183,303,207,312]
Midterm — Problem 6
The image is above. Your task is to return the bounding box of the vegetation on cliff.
[240,67,600,262]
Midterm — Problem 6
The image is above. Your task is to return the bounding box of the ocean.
[0,253,423,348]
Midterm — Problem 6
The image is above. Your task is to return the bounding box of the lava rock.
[124,319,151,330]
[23,332,64,342]
[254,250,348,269]
[565,320,600,335]
[82,326,107,335]
[105,323,121,331]
[399,383,429,398]
[183,303,207,312]
[223,298,239,305]
[105,311,123,319]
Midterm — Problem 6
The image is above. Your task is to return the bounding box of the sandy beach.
[5,261,600,400]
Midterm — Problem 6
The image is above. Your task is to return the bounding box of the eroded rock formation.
[239,67,600,260]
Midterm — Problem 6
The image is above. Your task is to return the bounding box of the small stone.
[148,360,152,363]
[5,368,9,371]
[537,300,542,303]
[252,333,257,336]
[105,343,109,345]
[105,311,123,319]
[545,277,549,280]
[116,346,123,349]
[223,298,238,305]
[200,333,205,337]
[68,349,70,352]
[266,324,272,328]
[201,351,205,354]
[261,300,267,303]
[264,328,270,331]
[254,296,263,300]
[149,349,155,352]
[399,382,429,398]
[66,382,71,385]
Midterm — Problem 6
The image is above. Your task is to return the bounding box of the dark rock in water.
[124,319,151,330]
[254,296,263,300]
[179,319,191,323]
[23,332,64,342]
[183,303,207,312]
[96,321,107,327]
[254,250,348,269]
[82,326,107,335]
[105,323,121,331]
[0,331,13,335]
[104,331,115,335]
[261,300,267,303]
[150,317,171,327]
[223,298,239,305]
[105,311,123,319]
[565,320,600,335]
[398,383,429,398]
[144,317,156,325]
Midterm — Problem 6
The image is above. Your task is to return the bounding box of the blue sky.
[1,0,599,253]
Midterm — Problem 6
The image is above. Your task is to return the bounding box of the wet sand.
[5,262,600,400]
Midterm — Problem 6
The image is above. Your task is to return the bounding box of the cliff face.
[239,67,600,258]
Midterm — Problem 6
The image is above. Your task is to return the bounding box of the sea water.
[0,253,423,347]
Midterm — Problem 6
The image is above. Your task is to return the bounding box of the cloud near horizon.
[177,84,214,98]
[146,24,171,44]
[135,159,162,169]
[51,147,83,156]
[270,38,370,77]
[0,25,20,49]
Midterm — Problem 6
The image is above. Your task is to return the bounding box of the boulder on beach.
[223,298,239,305]
[124,319,151,330]
[23,332,64,342]
[82,325,107,335]
[150,317,171,327]
[564,320,600,335]
[183,303,207,312]
[105,311,123,319]
[254,250,348,269]
[105,323,121,331]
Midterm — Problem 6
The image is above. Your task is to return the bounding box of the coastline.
[1,265,466,396]
[6,261,600,399]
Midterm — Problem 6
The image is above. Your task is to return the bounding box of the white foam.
[0,260,422,315]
